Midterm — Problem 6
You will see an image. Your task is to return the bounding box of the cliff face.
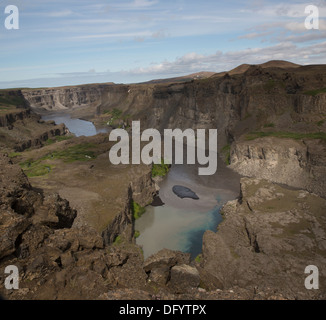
[200,177,326,299]
[102,167,157,245]
[229,137,326,198]
[0,109,68,152]
[23,65,326,149]
[0,154,267,300]
[21,85,110,111]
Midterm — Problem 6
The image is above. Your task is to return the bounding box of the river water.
[136,156,240,260]
[40,112,240,260]
[41,113,109,137]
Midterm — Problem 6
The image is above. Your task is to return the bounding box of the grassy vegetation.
[317,120,325,127]
[19,143,97,177]
[151,159,170,178]
[134,230,141,239]
[20,159,54,178]
[8,152,21,158]
[246,131,326,142]
[46,143,97,162]
[304,88,326,96]
[132,201,146,220]
[113,235,123,245]
[221,144,231,165]
[0,90,25,108]
[44,135,73,146]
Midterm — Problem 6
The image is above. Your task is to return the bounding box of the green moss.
[44,135,73,146]
[113,235,122,245]
[246,131,326,142]
[132,201,146,220]
[195,254,202,263]
[152,159,170,178]
[19,159,54,177]
[317,120,325,127]
[304,88,326,96]
[46,143,97,162]
[134,230,141,239]
[8,152,21,158]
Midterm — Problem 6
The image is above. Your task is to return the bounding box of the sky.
[0,0,326,88]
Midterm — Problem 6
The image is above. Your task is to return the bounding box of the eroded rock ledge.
[229,137,326,198]
[0,154,304,300]
[200,177,326,299]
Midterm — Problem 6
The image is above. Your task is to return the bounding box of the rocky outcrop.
[172,185,199,200]
[200,177,326,299]
[102,168,157,245]
[143,249,200,293]
[0,154,265,300]
[0,154,76,261]
[229,137,326,198]
[0,108,69,152]
[21,85,110,111]
[0,109,31,128]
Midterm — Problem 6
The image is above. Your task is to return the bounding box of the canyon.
[0,60,326,299]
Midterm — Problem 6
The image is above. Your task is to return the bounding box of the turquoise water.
[136,202,223,260]
[136,161,240,260]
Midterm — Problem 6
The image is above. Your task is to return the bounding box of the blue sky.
[0,0,326,88]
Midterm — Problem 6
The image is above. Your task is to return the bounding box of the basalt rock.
[200,177,326,299]
[172,185,199,200]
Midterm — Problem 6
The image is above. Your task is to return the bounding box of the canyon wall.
[23,65,326,150]
[21,85,111,111]
[229,137,326,198]
[102,168,157,245]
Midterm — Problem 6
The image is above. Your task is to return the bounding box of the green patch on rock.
[20,159,54,177]
[152,159,170,178]
[134,230,141,239]
[304,88,326,96]
[132,201,146,220]
[44,135,73,146]
[46,143,97,162]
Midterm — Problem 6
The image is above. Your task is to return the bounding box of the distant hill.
[141,60,302,84]
[140,71,216,84]
[216,60,301,77]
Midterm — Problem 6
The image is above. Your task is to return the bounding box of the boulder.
[172,185,199,200]
[168,264,200,293]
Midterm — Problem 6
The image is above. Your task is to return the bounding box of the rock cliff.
[229,137,326,198]
[0,154,283,300]
[21,85,110,111]
[200,177,326,299]
[23,64,326,151]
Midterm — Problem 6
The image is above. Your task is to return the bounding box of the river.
[40,112,240,260]
[136,157,240,260]
[41,112,109,137]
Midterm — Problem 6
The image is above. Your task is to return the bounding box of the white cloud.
[48,10,74,17]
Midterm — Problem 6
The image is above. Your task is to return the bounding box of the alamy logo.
[305,5,319,30]
[108,121,218,176]
[304,265,319,290]
[2,4,19,30]
[4,265,19,290]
